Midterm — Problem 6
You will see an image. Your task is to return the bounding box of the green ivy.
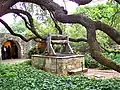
[0,63,120,90]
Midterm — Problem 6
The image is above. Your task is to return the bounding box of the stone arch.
[1,40,21,60]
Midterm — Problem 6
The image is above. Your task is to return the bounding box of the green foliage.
[104,53,120,64]
[34,18,57,36]
[0,27,9,33]
[85,55,109,70]
[74,3,120,69]
[28,47,44,58]
[114,55,120,63]
[74,3,120,47]
[0,63,120,90]
[85,54,99,68]
[96,30,111,47]
[12,20,28,34]
[26,18,65,37]
[65,24,88,53]
[85,53,120,70]
[28,47,38,58]
[62,3,120,53]
[75,3,120,24]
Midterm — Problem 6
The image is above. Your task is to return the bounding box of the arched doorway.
[1,40,20,60]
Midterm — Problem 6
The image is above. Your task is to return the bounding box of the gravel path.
[0,59,31,64]
[84,69,120,79]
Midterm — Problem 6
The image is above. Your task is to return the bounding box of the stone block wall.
[0,33,34,60]
[31,55,85,75]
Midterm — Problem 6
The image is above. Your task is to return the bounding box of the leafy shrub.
[85,54,99,68]
[0,63,120,90]
[85,54,109,69]
[114,54,120,63]
[85,53,120,70]
[104,53,120,64]
[28,47,45,58]
[98,64,110,70]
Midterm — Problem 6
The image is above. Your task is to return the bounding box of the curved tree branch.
[95,21,120,44]
[69,37,87,42]
[43,1,120,72]
[0,0,17,17]
[100,45,120,54]
[0,19,37,42]
[17,13,32,30]
[114,0,120,4]
[49,11,63,34]
[6,9,46,40]
[111,10,120,26]
[87,26,120,72]
[69,0,92,5]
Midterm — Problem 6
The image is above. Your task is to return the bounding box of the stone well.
[31,54,85,75]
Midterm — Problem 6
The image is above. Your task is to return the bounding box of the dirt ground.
[0,59,120,79]
[84,69,120,79]
[0,59,31,64]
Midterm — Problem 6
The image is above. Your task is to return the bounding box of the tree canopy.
[0,0,120,72]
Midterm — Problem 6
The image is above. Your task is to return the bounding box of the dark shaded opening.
[1,40,19,60]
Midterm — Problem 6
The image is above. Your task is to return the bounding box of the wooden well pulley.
[45,34,74,56]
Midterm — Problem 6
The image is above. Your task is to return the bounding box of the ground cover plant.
[85,53,120,69]
[0,63,120,90]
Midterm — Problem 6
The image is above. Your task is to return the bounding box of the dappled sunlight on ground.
[84,69,120,79]
[0,59,31,64]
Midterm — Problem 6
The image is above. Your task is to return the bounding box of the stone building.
[0,33,33,60]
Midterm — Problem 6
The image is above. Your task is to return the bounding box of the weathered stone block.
[31,54,85,75]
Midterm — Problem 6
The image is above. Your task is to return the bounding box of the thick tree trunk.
[87,27,120,72]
